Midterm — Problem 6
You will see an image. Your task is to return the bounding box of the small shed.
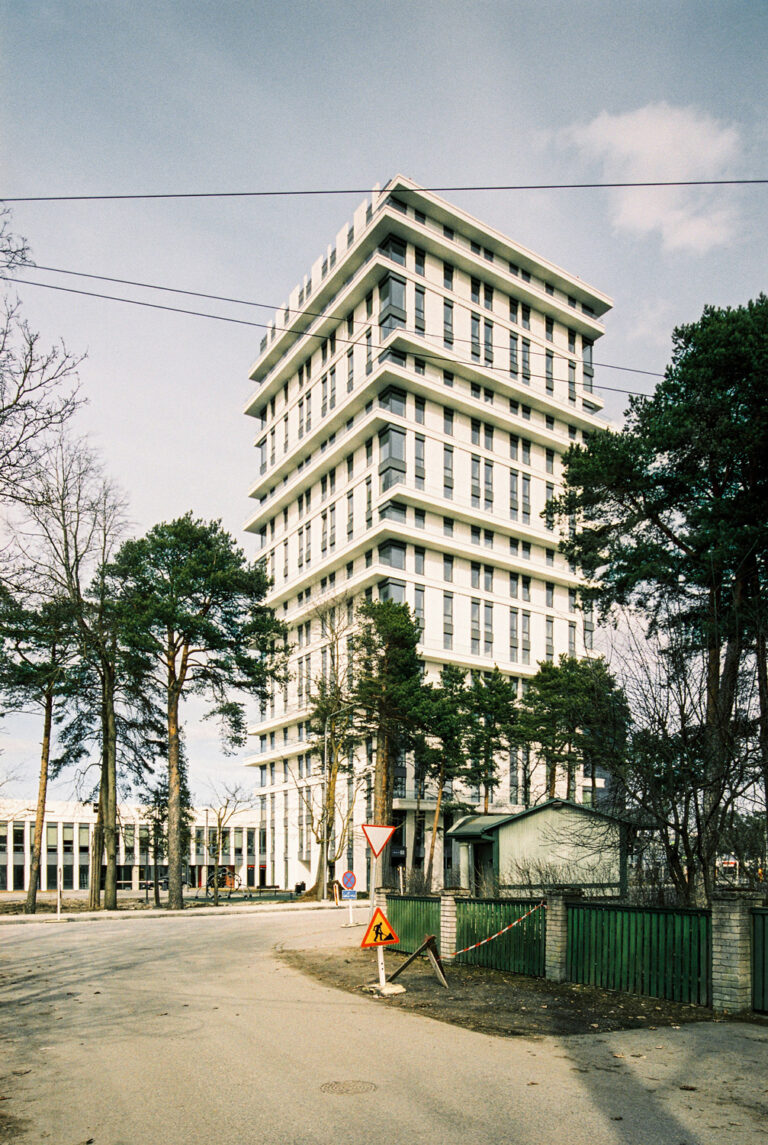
[447,800,629,895]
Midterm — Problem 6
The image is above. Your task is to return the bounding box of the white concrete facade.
[0,799,263,893]
[243,175,611,893]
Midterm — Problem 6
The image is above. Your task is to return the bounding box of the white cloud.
[557,103,742,253]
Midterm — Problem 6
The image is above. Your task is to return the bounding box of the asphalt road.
[1,908,766,1144]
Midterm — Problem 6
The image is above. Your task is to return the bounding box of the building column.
[711,890,762,1013]
[458,843,471,893]
[544,887,582,983]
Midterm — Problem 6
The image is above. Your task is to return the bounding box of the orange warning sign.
[360,908,399,948]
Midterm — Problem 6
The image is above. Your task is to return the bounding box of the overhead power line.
[7,274,656,398]
[1,178,766,204]
[27,263,664,380]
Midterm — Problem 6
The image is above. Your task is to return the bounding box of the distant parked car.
[140,877,169,890]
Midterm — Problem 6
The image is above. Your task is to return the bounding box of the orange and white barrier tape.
[445,900,546,960]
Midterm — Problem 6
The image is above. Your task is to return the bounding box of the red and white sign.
[361,823,396,857]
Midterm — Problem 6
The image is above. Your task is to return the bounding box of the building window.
[415,395,425,423]
[443,593,454,650]
[443,554,454,582]
[414,356,425,375]
[484,319,494,365]
[379,425,406,491]
[471,561,481,589]
[379,541,406,569]
[509,332,519,376]
[415,247,425,275]
[509,572,519,598]
[484,460,494,510]
[509,608,519,662]
[471,313,481,360]
[509,470,519,519]
[380,234,406,265]
[484,423,494,451]
[545,616,554,661]
[522,438,531,466]
[443,445,454,498]
[443,369,454,387]
[379,578,406,603]
[546,581,554,608]
[414,546,425,575]
[443,516,454,536]
[484,602,494,655]
[471,525,480,545]
[380,385,407,417]
[569,361,577,403]
[546,448,554,475]
[521,475,531,524]
[545,351,554,393]
[484,283,494,311]
[484,564,493,592]
[522,611,531,664]
[546,316,554,341]
[443,407,454,435]
[471,277,480,304]
[522,340,531,381]
[366,328,373,374]
[569,621,577,655]
[546,483,555,529]
[443,300,454,347]
[471,418,481,446]
[471,455,481,507]
[471,599,481,654]
[414,285,426,333]
[379,274,407,335]
[414,585,425,633]
[415,507,426,529]
[380,500,407,523]
[521,304,530,330]
[443,262,454,290]
[415,434,425,489]
[522,575,531,601]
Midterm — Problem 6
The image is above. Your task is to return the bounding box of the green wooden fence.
[386,895,441,953]
[455,898,546,976]
[753,909,768,1013]
[567,903,710,1006]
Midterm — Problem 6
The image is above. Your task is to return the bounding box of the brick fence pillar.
[710,890,762,1013]
[374,886,393,916]
[544,887,582,983]
[440,888,470,956]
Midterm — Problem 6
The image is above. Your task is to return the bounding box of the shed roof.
[447,800,629,841]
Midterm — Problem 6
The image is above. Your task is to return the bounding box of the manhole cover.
[320,1081,377,1095]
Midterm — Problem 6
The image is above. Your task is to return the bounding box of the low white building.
[0,799,264,894]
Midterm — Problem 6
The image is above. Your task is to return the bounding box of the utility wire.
[8,274,655,398]
[22,265,664,381]
[1,178,766,204]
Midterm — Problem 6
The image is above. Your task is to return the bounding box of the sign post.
[341,870,357,927]
[361,907,400,990]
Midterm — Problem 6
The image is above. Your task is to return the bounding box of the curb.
[0,900,366,926]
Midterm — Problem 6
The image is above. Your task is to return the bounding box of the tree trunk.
[88,769,106,909]
[424,768,444,891]
[374,729,393,886]
[152,824,161,908]
[24,687,54,915]
[103,665,118,911]
[167,684,184,910]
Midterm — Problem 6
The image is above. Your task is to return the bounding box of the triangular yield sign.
[361,908,399,948]
[361,823,396,857]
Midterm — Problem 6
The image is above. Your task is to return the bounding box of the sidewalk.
[0,894,361,925]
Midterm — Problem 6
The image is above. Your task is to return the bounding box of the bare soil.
[280,943,720,1038]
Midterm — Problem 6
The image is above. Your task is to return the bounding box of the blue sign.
[342,889,357,900]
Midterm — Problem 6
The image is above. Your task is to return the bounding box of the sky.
[1,0,766,802]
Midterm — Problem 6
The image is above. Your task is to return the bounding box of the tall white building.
[243,175,611,892]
